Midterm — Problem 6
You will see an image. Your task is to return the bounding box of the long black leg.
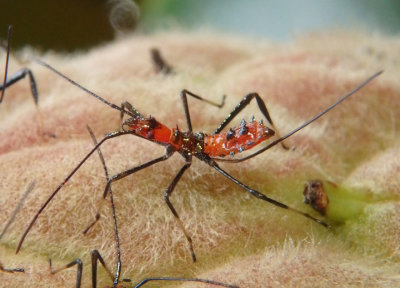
[134,277,239,288]
[83,213,100,235]
[0,68,39,105]
[88,139,196,262]
[49,253,131,288]
[163,157,195,262]
[0,26,50,136]
[213,70,383,163]
[16,130,133,254]
[91,250,131,288]
[0,262,24,273]
[1,26,39,105]
[92,250,237,288]
[87,126,122,287]
[214,92,288,149]
[102,147,173,199]
[181,89,225,132]
[49,258,83,288]
[205,158,328,227]
[50,249,237,288]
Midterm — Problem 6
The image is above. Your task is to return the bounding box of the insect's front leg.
[120,100,140,129]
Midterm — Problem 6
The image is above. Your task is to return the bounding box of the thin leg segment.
[49,258,83,288]
[102,148,173,199]
[87,126,121,287]
[134,277,239,288]
[48,251,131,288]
[206,158,328,227]
[0,262,24,273]
[0,68,39,104]
[180,89,226,132]
[34,59,133,117]
[91,250,131,288]
[1,26,39,105]
[163,158,196,262]
[16,130,133,254]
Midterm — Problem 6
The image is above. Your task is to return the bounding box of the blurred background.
[0,0,400,52]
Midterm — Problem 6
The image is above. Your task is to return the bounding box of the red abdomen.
[204,120,275,157]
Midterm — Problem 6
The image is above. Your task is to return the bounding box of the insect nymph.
[16,57,382,264]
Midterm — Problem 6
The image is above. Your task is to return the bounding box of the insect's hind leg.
[207,158,328,227]
[214,92,289,149]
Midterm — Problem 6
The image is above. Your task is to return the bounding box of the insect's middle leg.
[163,159,196,262]
[180,89,226,132]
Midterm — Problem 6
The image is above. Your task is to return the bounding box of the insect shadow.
[15,54,382,264]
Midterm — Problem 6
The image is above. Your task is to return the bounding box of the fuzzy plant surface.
[0,31,399,288]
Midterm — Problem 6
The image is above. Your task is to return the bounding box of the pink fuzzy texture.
[1,31,399,287]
